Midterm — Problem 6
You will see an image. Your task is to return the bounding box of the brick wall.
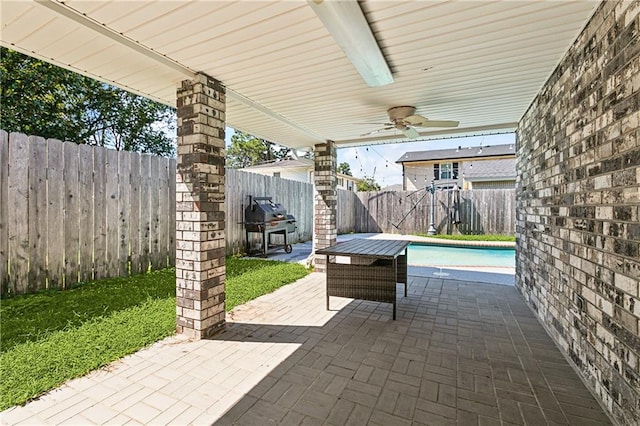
[516,1,640,424]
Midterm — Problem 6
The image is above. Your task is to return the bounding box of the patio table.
[316,239,409,319]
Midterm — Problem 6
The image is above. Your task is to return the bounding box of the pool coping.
[260,232,516,265]
[364,233,516,248]
[259,233,516,287]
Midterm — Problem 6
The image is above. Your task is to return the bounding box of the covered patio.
[2,0,639,424]
[0,272,611,425]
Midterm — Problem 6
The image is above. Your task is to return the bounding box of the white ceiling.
[1,0,599,149]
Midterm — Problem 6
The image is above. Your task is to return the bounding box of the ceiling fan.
[361,106,459,139]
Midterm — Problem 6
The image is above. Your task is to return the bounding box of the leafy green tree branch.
[1,48,176,156]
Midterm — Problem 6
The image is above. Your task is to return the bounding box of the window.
[434,162,459,180]
[440,163,452,179]
[337,178,344,187]
[273,172,281,178]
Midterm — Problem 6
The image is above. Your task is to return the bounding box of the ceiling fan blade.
[355,122,394,126]
[360,126,395,137]
[414,120,460,128]
[403,114,430,126]
[401,126,420,139]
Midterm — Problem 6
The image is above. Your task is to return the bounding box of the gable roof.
[396,144,514,163]
[242,158,313,170]
[241,158,361,181]
[461,158,517,180]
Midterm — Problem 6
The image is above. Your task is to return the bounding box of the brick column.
[175,73,226,339]
[313,141,337,272]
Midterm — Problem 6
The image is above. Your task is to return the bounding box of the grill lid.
[244,195,295,225]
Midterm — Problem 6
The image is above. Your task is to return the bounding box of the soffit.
[1,0,599,149]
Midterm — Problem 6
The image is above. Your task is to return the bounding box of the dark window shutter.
[453,162,459,179]
[434,164,440,180]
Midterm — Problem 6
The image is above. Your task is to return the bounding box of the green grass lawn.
[0,258,309,410]
[414,233,516,242]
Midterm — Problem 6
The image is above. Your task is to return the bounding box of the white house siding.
[339,175,359,191]
[239,167,359,191]
[403,158,515,190]
[404,163,462,190]
[280,169,311,183]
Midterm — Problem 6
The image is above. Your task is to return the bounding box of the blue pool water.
[408,244,515,268]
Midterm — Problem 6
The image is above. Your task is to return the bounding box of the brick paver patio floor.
[1,273,611,425]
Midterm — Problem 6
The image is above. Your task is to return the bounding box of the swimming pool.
[408,244,515,268]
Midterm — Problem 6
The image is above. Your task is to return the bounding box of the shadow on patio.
[211,273,610,425]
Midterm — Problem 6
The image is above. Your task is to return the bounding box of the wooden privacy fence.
[0,131,176,296]
[336,188,516,235]
[0,129,514,296]
[0,131,314,295]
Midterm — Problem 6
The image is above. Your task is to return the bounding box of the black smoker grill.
[244,196,297,256]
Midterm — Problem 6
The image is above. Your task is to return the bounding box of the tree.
[226,131,291,168]
[1,48,87,141]
[81,88,176,156]
[0,48,176,156]
[337,162,352,176]
[357,176,381,192]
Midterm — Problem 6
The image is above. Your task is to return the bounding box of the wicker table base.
[326,256,407,319]
[317,239,410,320]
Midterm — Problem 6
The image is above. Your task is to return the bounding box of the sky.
[225,129,515,188]
[336,133,516,188]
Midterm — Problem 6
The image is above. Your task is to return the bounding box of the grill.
[244,195,297,256]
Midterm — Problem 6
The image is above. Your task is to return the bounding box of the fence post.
[63,141,80,286]
[7,133,30,295]
[47,139,65,289]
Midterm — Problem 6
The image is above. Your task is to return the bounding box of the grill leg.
[262,230,267,256]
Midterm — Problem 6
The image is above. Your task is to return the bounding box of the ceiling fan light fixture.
[308,0,393,87]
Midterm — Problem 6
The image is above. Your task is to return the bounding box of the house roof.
[396,144,515,163]
[0,2,599,149]
[243,158,314,170]
[241,158,361,181]
[462,158,517,180]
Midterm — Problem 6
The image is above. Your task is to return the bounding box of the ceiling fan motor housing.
[387,106,416,122]
[359,105,456,138]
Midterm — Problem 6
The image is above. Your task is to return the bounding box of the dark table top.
[315,239,410,259]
